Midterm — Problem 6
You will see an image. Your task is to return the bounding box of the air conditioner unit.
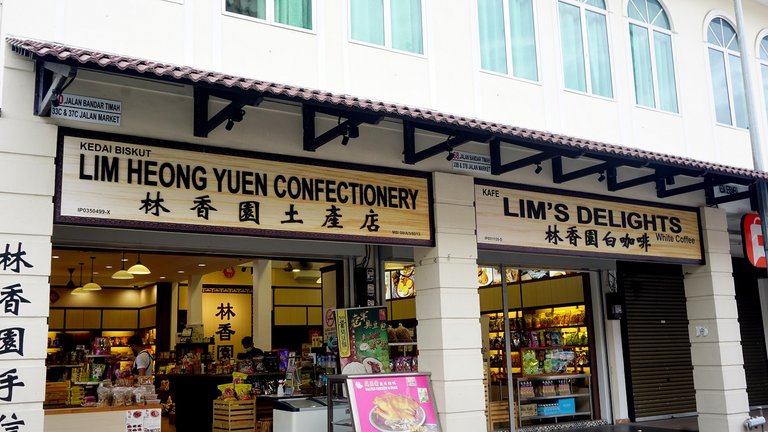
[293,270,321,281]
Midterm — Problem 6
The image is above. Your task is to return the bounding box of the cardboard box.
[537,404,560,416]
[520,404,537,418]
[558,397,576,414]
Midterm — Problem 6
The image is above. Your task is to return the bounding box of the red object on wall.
[742,213,766,268]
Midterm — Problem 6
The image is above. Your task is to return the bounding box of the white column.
[415,172,486,430]
[187,274,204,328]
[684,207,749,432]
[252,260,272,351]
[0,54,59,428]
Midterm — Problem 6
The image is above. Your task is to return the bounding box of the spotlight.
[225,119,235,131]
[534,163,543,174]
[597,171,606,182]
[446,151,455,161]
[224,109,245,132]
[341,133,350,146]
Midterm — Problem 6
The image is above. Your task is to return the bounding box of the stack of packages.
[68,385,84,405]
[217,372,253,401]
[45,382,69,406]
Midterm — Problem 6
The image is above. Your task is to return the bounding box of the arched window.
[627,0,677,112]
[707,17,748,128]
[759,35,768,121]
[558,0,613,98]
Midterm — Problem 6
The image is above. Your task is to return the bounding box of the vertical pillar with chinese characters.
[0,100,58,430]
[414,172,486,430]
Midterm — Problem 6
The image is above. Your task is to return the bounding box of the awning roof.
[7,37,767,196]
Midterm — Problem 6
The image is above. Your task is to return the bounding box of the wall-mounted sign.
[55,130,433,246]
[50,94,122,126]
[449,151,491,174]
[475,180,703,264]
[742,213,765,268]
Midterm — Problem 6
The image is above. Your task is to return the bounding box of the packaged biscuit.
[235,384,252,400]
[232,372,248,385]
[218,383,236,400]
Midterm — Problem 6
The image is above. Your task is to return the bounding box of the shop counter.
[44,404,161,432]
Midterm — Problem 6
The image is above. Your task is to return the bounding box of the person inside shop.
[128,335,154,377]
[237,336,264,360]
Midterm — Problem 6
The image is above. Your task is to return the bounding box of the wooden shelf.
[521,411,591,420]
[519,393,590,402]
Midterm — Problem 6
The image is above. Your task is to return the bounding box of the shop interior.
[44,248,596,431]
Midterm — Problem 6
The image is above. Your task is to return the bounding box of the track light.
[534,163,543,174]
[224,109,245,132]
[597,171,606,182]
[446,151,455,161]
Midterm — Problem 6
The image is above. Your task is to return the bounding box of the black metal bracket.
[402,121,491,164]
[489,138,581,175]
[552,158,614,184]
[34,60,77,116]
[193,87,263,137]
[302,105,383,152]
[656,174,752,199]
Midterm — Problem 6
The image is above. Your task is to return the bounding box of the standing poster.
[335,306,391,374]
[347,373,441,432]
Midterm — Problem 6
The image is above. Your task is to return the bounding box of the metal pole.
[501,265,517,432]
[734,0,768,262]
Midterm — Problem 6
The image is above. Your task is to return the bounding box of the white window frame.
[222,0,317,34]
[348,0,428,57]
[626,0,678,113]
[757,31,768,122]
[557,0,615,99]
[706,16,744,128]
[476,0,541,83]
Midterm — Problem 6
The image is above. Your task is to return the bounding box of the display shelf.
[84,354,112,358]
[516,374,592,428]
[518,393,590,402]
[521,411,591,420]
[72,381,100,386]
[47,364,82,368]
[388,342,417,346]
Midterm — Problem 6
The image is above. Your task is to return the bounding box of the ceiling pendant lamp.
[65,268,76,289]
[83,256,102,291]
[112,251,134,280]
[71,263,88,295]
[127,253,151,275]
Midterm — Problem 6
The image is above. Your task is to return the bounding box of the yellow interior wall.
[179,284,188,310]
[202,267,254,285]
[51,288,140,308]
[272,269,321,287]
[274,289,322,306]
[274,306,307,326]
[202,290,252,358]
[139,285,157,308]
[479,274,585,313]
[389,297,416,321]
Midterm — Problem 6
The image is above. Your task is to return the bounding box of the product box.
[558,397,576,414]
[537,404,560,416]
[520,404,537,418]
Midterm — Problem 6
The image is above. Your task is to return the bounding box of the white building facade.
[2,0,768,431]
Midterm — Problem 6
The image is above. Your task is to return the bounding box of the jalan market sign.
[475,180,703,264]
[55,131,433,246]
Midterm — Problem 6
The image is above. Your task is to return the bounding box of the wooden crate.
[255,419,272,432]
[212,399,255,432]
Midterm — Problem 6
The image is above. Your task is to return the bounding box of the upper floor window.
[707,17,747,128]
[225,0,313,30]
[558,0,613,98]
[759,36,768,122]
[477,0,538,81]
[627,0,678,112]
[350,0,424,54]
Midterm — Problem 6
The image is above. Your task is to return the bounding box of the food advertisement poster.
[386,266,416,299]
[347,374,441,432]
[56,130,433,246]
[125,408,161,432]
[475,180,703,264]
[336,306,391,374]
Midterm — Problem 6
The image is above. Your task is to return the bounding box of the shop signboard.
[202,287,252,359]
[55,129,433,246]
[335,306,391,375]
[742,213,765,268]
[475,180,704,264]
[346,373,441,432]
[51,94,122,126]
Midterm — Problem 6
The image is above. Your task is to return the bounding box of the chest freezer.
[273,396,351,432]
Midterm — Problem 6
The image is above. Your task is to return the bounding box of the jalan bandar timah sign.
[56,130,433,246]
[475,180,703,264]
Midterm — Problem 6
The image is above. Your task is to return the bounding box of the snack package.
[217,383,236,400]
[235,384,252,400]
[232,372,248,385]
